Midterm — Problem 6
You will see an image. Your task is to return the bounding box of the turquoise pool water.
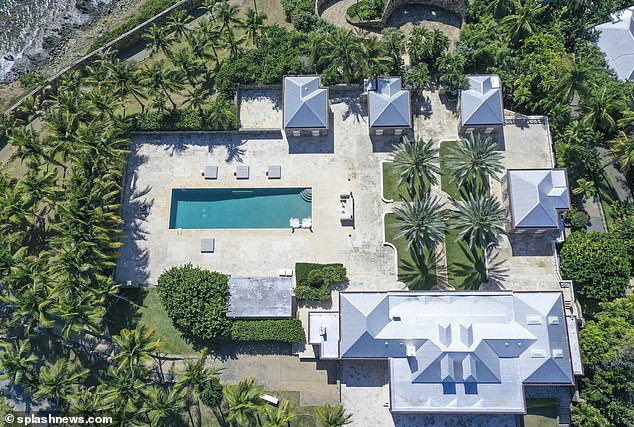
[169,188,312,229]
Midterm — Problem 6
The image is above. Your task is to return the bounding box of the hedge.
[295,262,347,301]
[89,0,181,52]
[131,104,237,131]
[231,319,305,342]
[294,284,331,301]
[157,264,232,341]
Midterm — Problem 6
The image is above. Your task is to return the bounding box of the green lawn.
[524,399,559,427]
[382,161,412,201]
[384,213,437,290]
[439,140,486,289]
[107,288,197,354]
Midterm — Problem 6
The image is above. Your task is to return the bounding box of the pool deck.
[116,91,399,291]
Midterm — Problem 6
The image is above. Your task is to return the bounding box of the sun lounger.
[234,165,250,179]
[289,217,300,232]
[301,217,312,230]
[266,165,281,179]
[261,394,279,406]
[201,238,215,253]
[278,268,294,277]
[203,165,218,180]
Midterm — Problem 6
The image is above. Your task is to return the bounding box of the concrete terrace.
[116,89,399,290]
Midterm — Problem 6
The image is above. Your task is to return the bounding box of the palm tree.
[315,403,352,427]
[106,60,147,112]
[0,339,38,389]
[144,386,187,427]
[555,53,600,103]
[582,88,624,133]
[437,52,467,99]
[215,2,242,30]
[8,127,48,166]
[34,359,89,411]
[203,0,219,19]
[392,195,446,252]
[502,0,546,43]
[86,87,121,119]
[263,400,295,427]
[69,385,113,416]
[241,8,267,47]
[404,63,431,97]
[489,0,519,19]
[141,62,185,110]
[319,28,362,83]
[381,27,405,74]
[224,377,262,426]
[168,10,192,40]
[445,135,504,192]
[390,136,440,197]
[171,48,204,86]
[610,131,634,171]
[572,178,596,200]
[451,194,507,249]
[222,28,246,61]
[144,25,173,58]
[112,325,160,370]
[362,36,392,79]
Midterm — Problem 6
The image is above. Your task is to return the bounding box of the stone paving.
[238,88,283,130]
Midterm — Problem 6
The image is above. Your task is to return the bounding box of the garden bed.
[294,262,347,302]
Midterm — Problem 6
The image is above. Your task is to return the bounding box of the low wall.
[5,0,203,117]
[331,0,466,30]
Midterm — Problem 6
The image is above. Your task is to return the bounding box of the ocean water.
[169,188,313,229]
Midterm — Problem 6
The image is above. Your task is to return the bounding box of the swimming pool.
[169,188,312,229]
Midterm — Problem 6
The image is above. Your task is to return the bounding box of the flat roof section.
[227,277,293,318]
[309,312,340,359]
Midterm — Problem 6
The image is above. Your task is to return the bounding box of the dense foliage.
[346,0,386,21]
[89,0,181,51]
[559,232,631,303]
[578,297,634,426]
[295,262,347,302]
[132,102,237,131]
[157,264,232,341]
[231,319,305,342]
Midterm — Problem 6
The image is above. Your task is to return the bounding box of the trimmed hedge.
[231,319,305,342]
[89,0,180,52]
[157,264,232,341]
[131,103,237,131]
[295,262,347,302]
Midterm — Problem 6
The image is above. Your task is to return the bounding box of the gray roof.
[508,169,570,229]
[227,277,293,318]
[308,312,340,359]
[368,77,412,128]
[460,75,504,126]
[336,291,575,414]
[594,7,634,81]
[283,76,328,129]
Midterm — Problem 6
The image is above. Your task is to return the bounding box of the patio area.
[116,90,399,290]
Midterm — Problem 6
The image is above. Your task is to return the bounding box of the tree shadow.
[415,95,433,120]
[448,244,487,290]
[399,247,438,290]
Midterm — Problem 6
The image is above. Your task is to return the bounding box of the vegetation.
[132,103,237,131]
[389,136,439,198]
[89,0,181,51]
[559,232,631,303]
[392,195,446,252]
[295,263,347,302]
[316,403,353,427]
[346,0,386,22]
[231,320,305,342]
[18,72,47,90]
[157,264,232,341]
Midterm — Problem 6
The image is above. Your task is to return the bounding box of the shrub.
[198,377,223,409]
[294,284,331,301]
[563,208,590,230]
[346,0,385,21]
[295,262,347,301]
[157,264,232,341]
[559,232,631,303]
[18,72,47,90]
[231,319,305,342]
[89,0,180,51]
[131,102,237,131]
[321,264,347,285]
[307,269,324,287]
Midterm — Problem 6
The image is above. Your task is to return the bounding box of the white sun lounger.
[234,165,250,179]
[201,238,215,253]
[266,165,281,179]
[203,165,218,180]
[278,268,294,277]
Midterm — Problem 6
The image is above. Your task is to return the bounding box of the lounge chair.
[266,165,281,179]
[301,217,312,231]
[201,238,215,253]
[203,165,218,180]
[234,165,250,179]
[289,217,300,232]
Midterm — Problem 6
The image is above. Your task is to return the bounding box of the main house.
[309,291,582,414]
[593,6,634,81]
[459,75,504,135]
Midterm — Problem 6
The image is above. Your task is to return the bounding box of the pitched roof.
[334,291,575,413]
[283,76,328,129]
[507,169,571,229]
[460,75,504,126]
[227,277,293,318]
[594,7,634,81]
[368,77,412,128]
